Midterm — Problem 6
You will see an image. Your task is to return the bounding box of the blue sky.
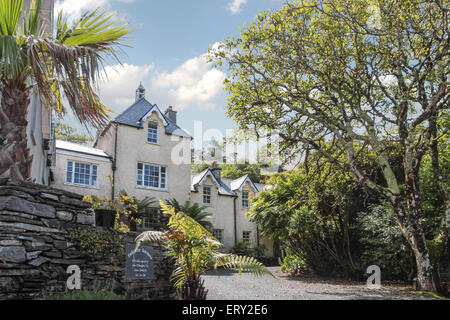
[55,0,284,140]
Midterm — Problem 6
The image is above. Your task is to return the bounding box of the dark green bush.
[355,202,415,281]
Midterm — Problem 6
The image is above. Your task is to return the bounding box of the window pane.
[91,165,98,187]
[68,161,97,187]
[203,186,211,204]
[148,122,158,143]
[138,163,167,189]
[66,161,73,183]
[242,192,249,208]
[243,231,251,243]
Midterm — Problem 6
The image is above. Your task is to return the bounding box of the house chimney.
[211,161,222,181]
[136,83,145,101]
[165,106,177,124]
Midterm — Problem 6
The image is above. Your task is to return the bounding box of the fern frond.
[135,230,163,244]
[170,266,187,289]
[217,254,274,277]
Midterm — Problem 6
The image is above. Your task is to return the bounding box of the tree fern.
[135,201,273,299]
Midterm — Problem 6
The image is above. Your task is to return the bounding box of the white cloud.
[150,54,226,110]
[97,63,154,111]
[96,52,226,113]
[227,0,248,14]
[54,0,110,20]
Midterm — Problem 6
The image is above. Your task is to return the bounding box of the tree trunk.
[392,178,442,293]
[0,81,32,181]
[429,116,450,240]
[177,275,208,300]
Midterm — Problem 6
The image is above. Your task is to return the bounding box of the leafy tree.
[0,0,130,180]
[210,0,449,292]
[54,124,94,145]
[135,201,272,300]
[190,162,211,175]
[249,158,365,277]
[165,198,213,230]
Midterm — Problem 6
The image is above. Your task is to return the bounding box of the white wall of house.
[234,182,259,246]
[191,175,236,251]
[52,147,113,199]
[191,174,275,257]
[96,113,192,204]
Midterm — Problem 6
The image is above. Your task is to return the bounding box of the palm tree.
[135,201,273,300]
[0,0,131,180]
[165,198,213,230]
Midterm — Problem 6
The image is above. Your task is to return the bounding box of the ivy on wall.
[69,229,125,263]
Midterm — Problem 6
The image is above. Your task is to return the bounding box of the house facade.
[191,168,274,256]
[50,85,275,257]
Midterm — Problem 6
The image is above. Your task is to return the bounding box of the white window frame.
[203,186,212,204]
[137,162,168,191]
[213,229,224,243]
[243,231,251,243]
[242,191,250,209]
[65,160,98,188]
[147,121,159,144]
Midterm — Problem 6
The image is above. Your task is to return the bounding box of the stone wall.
[0,179,175,300]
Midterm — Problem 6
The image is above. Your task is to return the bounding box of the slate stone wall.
[0,179,175,300]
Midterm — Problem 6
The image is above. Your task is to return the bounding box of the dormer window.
[203,186,212,204]
[148,121,158,144]
[242,191,250,209]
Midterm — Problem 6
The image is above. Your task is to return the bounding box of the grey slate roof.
[191,171,269,197]
[115,98,191,138]
[191,169,237,197]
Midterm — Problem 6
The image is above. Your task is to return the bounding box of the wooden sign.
[125,243,154,280]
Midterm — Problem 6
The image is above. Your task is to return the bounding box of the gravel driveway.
[201,267,438,300]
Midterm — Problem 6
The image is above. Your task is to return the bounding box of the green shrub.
[45,289,122,300]
[230,241,267,257]
[280,248,307,276]
[231,241,252,255]
[251,244,267,258]
[355,202,415,281]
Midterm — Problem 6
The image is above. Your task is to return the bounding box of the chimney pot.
[165,106,177,124]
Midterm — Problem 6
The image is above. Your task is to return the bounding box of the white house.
[50,85,275,257]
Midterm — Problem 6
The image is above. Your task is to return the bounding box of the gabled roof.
[228,174,259,193]
[191,169,237,197]
[115,98,191,138]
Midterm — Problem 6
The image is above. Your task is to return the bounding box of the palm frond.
[21,0,42,36]
[0,0,23,36]
[160,200,213,239]
[27,36,115,129]
[0,35,24,79]
[56,7,131,49]
[165,198,213,229]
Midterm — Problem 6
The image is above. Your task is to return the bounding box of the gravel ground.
[201,267,438,300]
